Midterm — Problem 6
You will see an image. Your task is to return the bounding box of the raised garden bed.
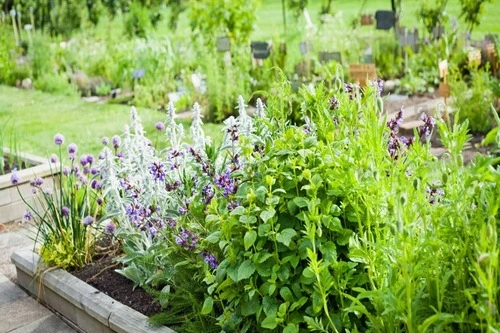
[0,149,56,225]
[11,248,175,333]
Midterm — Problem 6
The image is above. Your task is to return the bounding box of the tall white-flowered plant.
[236,95,254,138]
[190,102,209,150]
[165,101,184,149]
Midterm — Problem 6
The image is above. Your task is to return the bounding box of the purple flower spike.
[112,135,121,149]
[328,96,340,110]
[83,216,94,226]
[105,221,116,234]
[10,172,20,185]
[62,206,70,216]
[155,121,165,131]
[54,133,65,145]
[68,143,78,154]
[418,113,435,140]
[202,252,218,269]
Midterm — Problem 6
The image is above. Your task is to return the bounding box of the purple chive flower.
[50,154,58,163]
[116,152,123,158]
[98,152,105,160]
[86,155,94,165]
[69,153,76,161]
[105,221,116,234]
[62,206,70,216]
[83,166,90,175]
[178,206,187,215]
[101,137,109,146]
[30,177,44,187]
[112,135,121,149]
[80,155,88,167]
[68,143,78,154]
[23,210,32,221]
[418,113,435,140]
[63,167,70,176]
[149,226,158,238]
[83,216,94,226]
[328,96,340,110]
[43,188,53,195]
[10,172,20,185]
[149,161,166,182]
[90,167,99,175]
[54,133,65,145]
[202,252,218,269]
[91,179,101,190]
[96,197,103,205]
[155,121,165,131]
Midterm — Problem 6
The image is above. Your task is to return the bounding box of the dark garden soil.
[72,253,162,317]
[2,157,30,174]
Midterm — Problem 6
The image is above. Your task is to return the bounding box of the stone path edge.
[11,248,176,333]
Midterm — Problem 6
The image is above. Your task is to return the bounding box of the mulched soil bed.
[71,254,162,317]
[2,157,29,174]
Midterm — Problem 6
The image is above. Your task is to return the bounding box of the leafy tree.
[459,0,492,34]
[418,0,448,37]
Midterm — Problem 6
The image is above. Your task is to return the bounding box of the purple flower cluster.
[149,161,166,182]
[105,221,116,234]
[68,143,78,154]
[112,135,121,149]
[202,184,215,204]
[155,122,166,131]
[23,210,32,221]
[165,180,181,192]
[370,78,384,95]
[83,216,94,226]
[30,177,44,187]
[62,206,70,216]
[226,122,239,142]
[427,187,444,204]
[344,83,358,100]
[10,172,20,185]
[386,108,414,159]
[202,252,218,269]
[175,228,198,250]
[387,108,404,133]
[215,170,238,197]
[418,113,435,140]
[54,133,65,145]
[328,96,340,110]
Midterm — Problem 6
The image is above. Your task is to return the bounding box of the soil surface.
[2,157,30,174]
[383,91,440,114]
[71,254,162,317]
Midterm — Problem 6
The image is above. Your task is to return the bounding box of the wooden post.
[438,59,450,120]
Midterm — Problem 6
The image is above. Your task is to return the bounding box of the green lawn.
[0,86,223,157]
[253,0,499,40]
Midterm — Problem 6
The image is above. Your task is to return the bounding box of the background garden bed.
[0,149,55,225]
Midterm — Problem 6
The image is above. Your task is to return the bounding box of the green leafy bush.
[451,66,497,134]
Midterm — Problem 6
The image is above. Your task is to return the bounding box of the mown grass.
[254,0,499,40]
[0,86,224,157]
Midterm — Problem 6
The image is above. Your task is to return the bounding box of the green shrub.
[451,66,496,134]
[34,73,79,97]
